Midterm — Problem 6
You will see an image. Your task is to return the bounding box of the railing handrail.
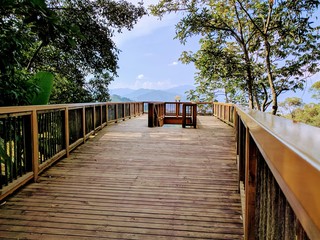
[2,100,319,238]
[0,101,144,201]
[236,106,320,239]
[0,102,143,114]
[237,106,320,170]
[214,102,320,239]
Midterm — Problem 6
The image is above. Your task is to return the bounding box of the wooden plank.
[0,115,243,239]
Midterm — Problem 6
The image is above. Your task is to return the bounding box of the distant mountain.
[111,94,132,102]
[167,85,195,96]
[110,85,195,102]
[124,89,156,100]
[131,89,178,102]
[109,88,135,96]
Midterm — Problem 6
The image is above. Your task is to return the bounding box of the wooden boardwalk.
[0,115,243,239]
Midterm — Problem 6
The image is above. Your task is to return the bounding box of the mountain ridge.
[110,85,194,102]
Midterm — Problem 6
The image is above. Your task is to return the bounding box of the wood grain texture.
[0,115,243,239]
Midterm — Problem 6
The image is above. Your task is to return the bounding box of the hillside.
[110,94,132,102]
[110,85,194,102]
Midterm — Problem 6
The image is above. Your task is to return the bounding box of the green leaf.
[30,71,54,105]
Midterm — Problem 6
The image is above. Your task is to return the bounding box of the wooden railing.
[0,102,144,201]
[1,100,319,239]
[213,102,320,239]
[147,102,198,127]
[182,103,197,128]
[148,102,165,127]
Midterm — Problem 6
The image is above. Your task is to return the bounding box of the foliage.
[291,104,320,127]
[310,81,320,101]
[86,73,113,102]
[111,94,132,102]
[150,0,320,114]
[236,0,320,114]
[50,75,93,104]
[30,71,54,105]
[181,37,254,105]
[279,87,320,127]
[151,0,259,108]
[0,0,146,106]
[279,97,304,119]
[0,70,40,105]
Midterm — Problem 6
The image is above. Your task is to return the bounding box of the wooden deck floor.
[0,115,243,239]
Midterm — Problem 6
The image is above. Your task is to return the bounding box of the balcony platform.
[0,115,243,239]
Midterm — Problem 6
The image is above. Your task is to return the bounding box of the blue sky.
[110,1,320,103]
[110,0,199,90]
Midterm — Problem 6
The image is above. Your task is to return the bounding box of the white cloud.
[137,74,144,79]
[169,61,179,66]
[110,78,180,90]
[133,79,178,90]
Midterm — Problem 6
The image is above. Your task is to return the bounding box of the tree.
[50,75,93,104]
[0,0,146,106]
[0,0,55,105]
[236,0,320,114]
[310,81,320,101]
[151,0,259,109]
[86,73,114,102]
[291,103,320,127]
[279,97,303,119]
[151,0,320,114]
[279,88,320,127]
[181,38,247,104]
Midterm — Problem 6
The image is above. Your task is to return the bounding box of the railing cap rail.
[236,105,320,238]
[0,102,143,114]
[237,106,320,170]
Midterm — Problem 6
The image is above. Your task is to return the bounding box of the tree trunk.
[264,39,277,115]
[243,47,255,109]
[27,41,45,71]
[225,90,229,103]
[254,85,261,111]
[261,83,268,112]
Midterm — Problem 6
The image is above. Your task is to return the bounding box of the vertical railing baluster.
[123,103,125,120]
[50,112,53,159]
[4,118,9,185]
[244,129,258,240]
[82,107,86,143]
[100,105,103,127]
[106,104,109,124]
[31,110,39,181]
[93,105,96,131]
[115,104,118,123]
[17,118,21,177]
[148,103,154,127]
[65,107,70,157]
[53,111,56,159]
[13,117,17,180]
[9,118,13,183]
[45,112,49,160]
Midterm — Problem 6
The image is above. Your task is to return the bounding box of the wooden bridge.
[0,102,319,239]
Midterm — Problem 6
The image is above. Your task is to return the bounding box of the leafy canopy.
[151,0,320,114]
[0,0,146,106]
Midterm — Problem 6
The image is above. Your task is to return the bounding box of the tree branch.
[236,0,265,37]
[27,41,45,71]
[264,1,274,33]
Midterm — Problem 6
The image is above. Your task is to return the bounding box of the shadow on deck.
[0,115,243,239]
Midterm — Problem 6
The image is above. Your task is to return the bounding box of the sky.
[110,0,199,90]
[110,1,320,103]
